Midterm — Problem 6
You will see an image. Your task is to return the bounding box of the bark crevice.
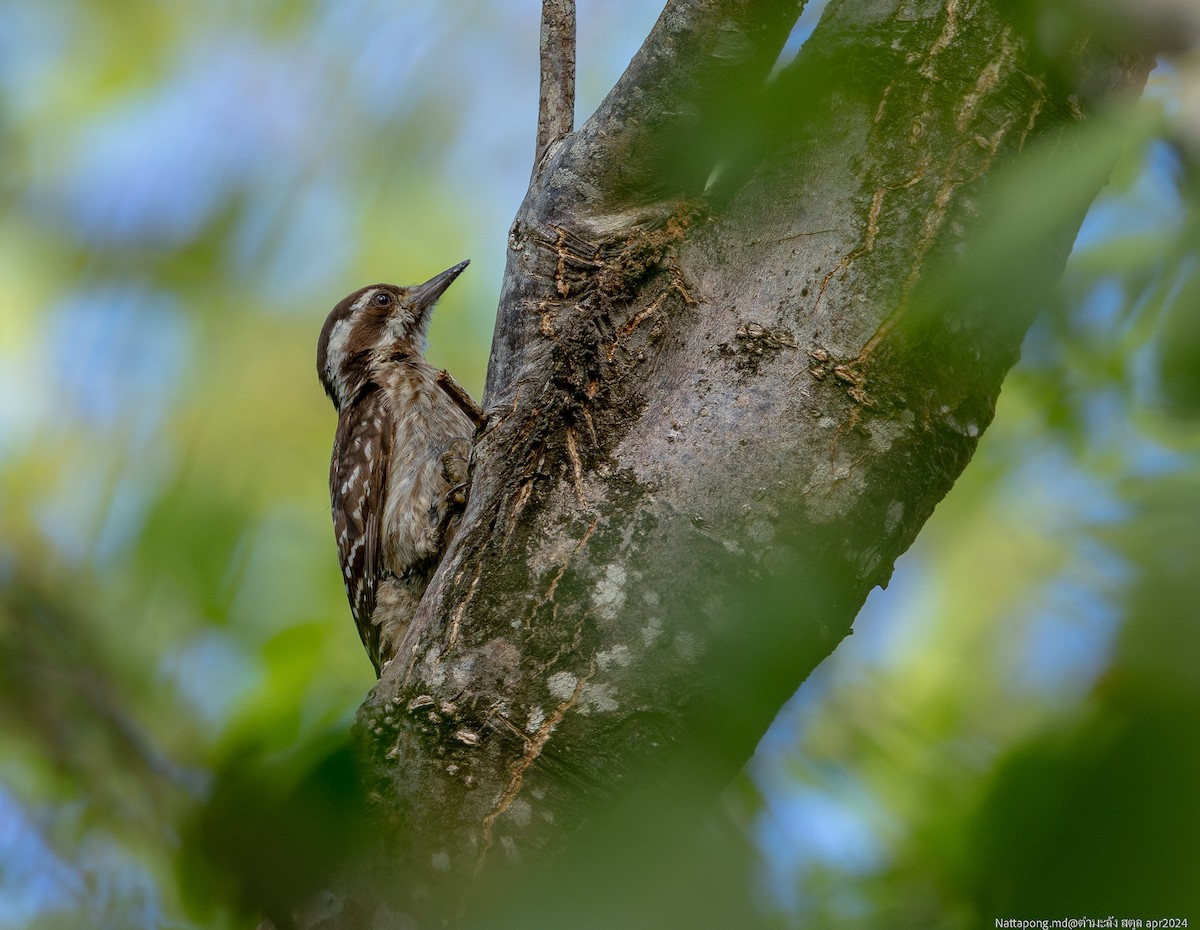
[330,1,1155,925]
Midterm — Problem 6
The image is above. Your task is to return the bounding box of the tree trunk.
[339,0,1150,924]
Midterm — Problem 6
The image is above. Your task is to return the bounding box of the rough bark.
[331,0,1151,924]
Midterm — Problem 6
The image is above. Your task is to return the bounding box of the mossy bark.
[330,0,1151,924]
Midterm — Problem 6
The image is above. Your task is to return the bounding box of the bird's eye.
[373,292,392,307]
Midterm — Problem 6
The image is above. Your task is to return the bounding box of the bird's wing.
[435,368,485,429]
[330,391,392,669]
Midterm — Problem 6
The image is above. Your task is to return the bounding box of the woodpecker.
[316,261,480,676]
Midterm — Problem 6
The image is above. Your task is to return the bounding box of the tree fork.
[328,0,1154,924]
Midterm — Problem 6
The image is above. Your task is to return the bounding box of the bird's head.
[316,260,469,410]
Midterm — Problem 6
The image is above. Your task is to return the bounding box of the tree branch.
[533,0,576,179]
[561,0,805,204]
[333,2,1156,925]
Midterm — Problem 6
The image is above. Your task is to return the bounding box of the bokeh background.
[2,0,1199,927]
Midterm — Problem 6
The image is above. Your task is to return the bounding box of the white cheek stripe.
[326,317,353,379]
[325,289,379,376]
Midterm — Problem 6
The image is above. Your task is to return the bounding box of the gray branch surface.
[533,0,575,179]
[314,1,1153,925]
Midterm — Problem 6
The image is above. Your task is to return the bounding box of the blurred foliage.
[2,0,1200,928]
[0,1,665,926]
[748,46,1200,928]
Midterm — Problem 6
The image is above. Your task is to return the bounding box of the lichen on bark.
[331,1,1153,924]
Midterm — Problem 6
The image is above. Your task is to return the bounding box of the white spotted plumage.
[316,263,477,676]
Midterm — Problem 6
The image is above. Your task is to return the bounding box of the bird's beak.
[409,260,469,311]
